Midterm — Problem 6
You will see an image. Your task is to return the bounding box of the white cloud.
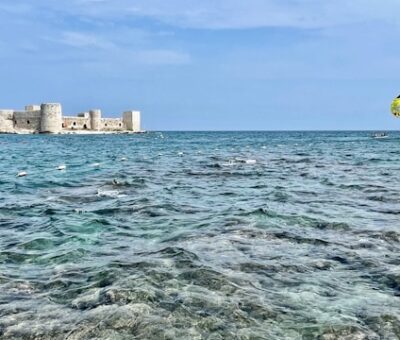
[131,49,191,65]
[46,0,400,29]
[60,32,116,49]
[0,0,398,73]
[40,30,191,66]
[53,29,191,65]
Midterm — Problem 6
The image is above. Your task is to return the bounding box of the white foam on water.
[234,158,257,165]
[97,190,120,198]
[222,160,235,167]
[245,159,257,164]
[16,171,27,177]
[57,165,66,171]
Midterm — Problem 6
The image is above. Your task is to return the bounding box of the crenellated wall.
[101,118,125,131]
[25,105,41,112]
[0,110,15,133]
[63,117,91,130]
[77,112,90,118]
[14,110,41,131]
[0,103,141,134]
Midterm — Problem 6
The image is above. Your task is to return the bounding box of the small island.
[0,103,142,134]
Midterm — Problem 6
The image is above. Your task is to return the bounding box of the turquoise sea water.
[0,131,399,339]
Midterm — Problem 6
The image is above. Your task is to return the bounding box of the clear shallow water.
[0,131,399,339]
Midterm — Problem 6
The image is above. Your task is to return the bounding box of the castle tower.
[0,110,15,133]
[25,105,41,112]
[40,103,62,133]
[90,109,102,130]
[123,111,141,132]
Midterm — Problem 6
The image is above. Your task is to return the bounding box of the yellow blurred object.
[391,95,400,118]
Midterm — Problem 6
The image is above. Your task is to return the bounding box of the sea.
[0,131,399,339]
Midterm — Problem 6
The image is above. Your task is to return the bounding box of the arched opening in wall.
[83,124,87,129]
[73,122,76,126]
[62,123,65,128]
[14,121,17,126]
[27,120,30,125]
[119,123,122,127]
[105,123,108,127]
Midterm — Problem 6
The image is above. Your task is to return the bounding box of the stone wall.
[41,103,62,133]
[123,111,141,132]
[63,117,127,131]
[0,103,142,134]
[14,111,41,131]
[90,110,102,130]
[25,105,40,112]
[63,117,90,130]
[0,110,15,133]
[77,112,90,118]
[101,118,125,131]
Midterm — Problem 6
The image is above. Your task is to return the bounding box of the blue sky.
[0,0,399,130]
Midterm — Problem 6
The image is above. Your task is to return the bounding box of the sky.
[0,0,399,130]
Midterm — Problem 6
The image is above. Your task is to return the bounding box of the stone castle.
[0,103,141,134]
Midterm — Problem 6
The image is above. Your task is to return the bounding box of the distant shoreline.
[0,130,147,135]
[0,129,398,135]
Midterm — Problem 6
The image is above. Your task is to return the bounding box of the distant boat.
[372,132,388,139]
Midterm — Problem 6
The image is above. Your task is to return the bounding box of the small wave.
[97,190,120,198]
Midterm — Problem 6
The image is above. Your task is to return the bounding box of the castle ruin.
[0,103,141,134]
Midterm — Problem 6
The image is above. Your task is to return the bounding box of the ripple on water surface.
[0,132,399,339]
